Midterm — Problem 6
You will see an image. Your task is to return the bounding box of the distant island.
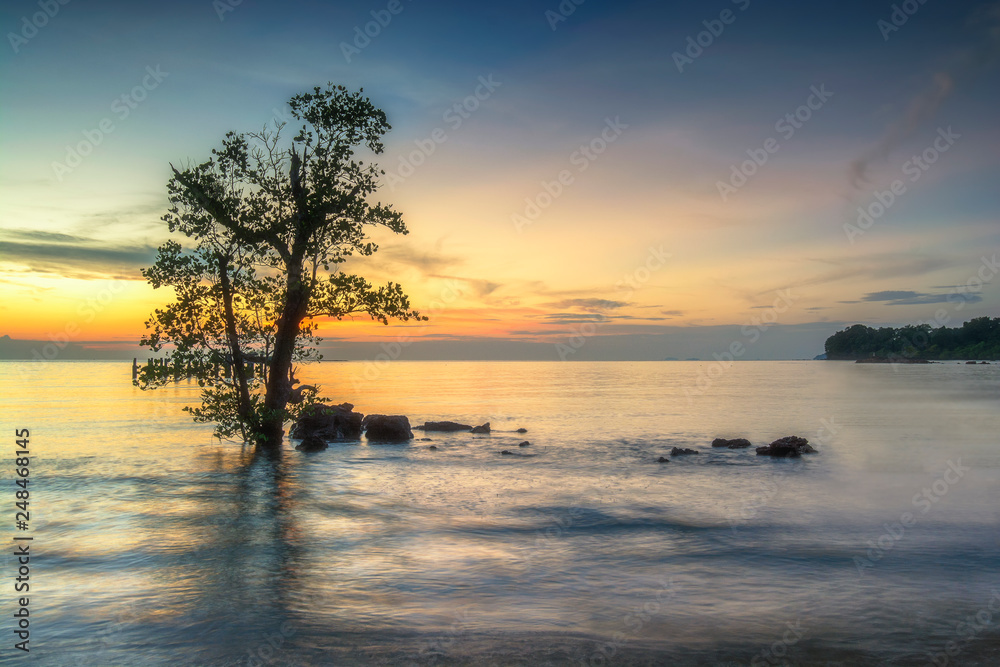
[825,317,1000,361]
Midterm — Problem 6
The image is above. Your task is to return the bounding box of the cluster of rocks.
[658,436,818,462]
[290,404,507,453]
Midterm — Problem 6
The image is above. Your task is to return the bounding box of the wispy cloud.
[0,230,156,279]
[861,289,983,305]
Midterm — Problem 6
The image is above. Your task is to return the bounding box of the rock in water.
[295,435,328,453]
[470,423,491,434]
[518,441,531,447]
[363,415,413,443]
[756,436,817,457]
[291,403,363,441]
[657,457,670,463]
[516,428,528,433]
[712,438,753,449]
[670,447,699,456]
[418,421,473,432]
[500,450,514,456]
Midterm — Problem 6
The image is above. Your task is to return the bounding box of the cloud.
[849,73,953,187]
[429,274,501,297]
[0,230,156,279]
[377,243,463,274]
[848,2,1000,187]
[541,313,612,324]
[545,298,629,312]
[861,289,983,305]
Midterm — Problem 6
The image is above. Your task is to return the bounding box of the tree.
[137,84,426,452]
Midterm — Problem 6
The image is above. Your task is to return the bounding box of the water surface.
[2,360,999,665]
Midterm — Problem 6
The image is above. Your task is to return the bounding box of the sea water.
[1,360,998,665]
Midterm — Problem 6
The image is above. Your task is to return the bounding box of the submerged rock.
[363,414,413,443]
[470,422,491,434]
[428,445,438,451]
[291,403,362,441]
[500,450,514,456]
[417,421,473,432]
[516,428,528,433]
[518,441,531,447]
[756,435,817,457]
[294,435,328,453]
[670,447,699,456]
[712,438,753,449]
[657,457,670,463]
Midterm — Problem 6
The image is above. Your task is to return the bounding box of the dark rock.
[419,438,432,442]
[657,457,670,463]
[363,414,413,443]
[470,422,491,434]
[500,450,514,456]
[712,438,753,449]
[516,428,528,433]
[291,403,362,441]
[518,441,531,447]
[417,421,473,432]
[670,447,699,456]
[428,445,438,451]
[756,435,817,457]
[294,435,328,453]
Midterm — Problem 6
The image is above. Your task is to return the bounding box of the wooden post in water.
[132,358,139,380]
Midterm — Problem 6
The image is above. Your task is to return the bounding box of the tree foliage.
[137,84,426,449]
[825,317,1000,360]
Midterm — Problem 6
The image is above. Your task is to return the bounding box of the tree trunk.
[217,254,255,436]
[258,259,310,450]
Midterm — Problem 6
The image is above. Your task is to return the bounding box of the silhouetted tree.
[138,84,425,451]
[825,318,1000,360]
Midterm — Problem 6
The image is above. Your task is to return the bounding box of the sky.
[1,0,999,360]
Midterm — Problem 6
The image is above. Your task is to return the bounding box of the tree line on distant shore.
[825,317,1000,360]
